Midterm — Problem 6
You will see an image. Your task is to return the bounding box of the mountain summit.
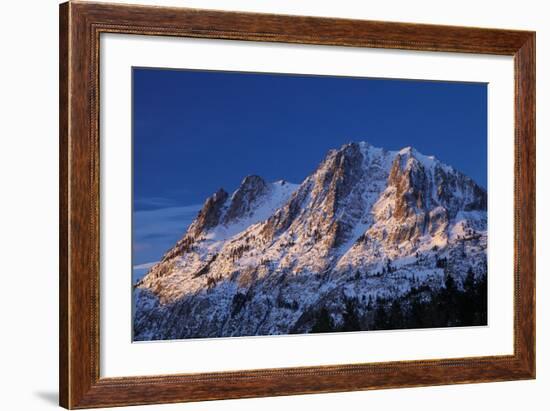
[134,142,487,340]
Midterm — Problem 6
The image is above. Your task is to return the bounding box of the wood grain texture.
[59,2,69,407]
[59,1,536,408]
[514,34,536,375]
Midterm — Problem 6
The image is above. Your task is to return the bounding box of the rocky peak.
[262,142,368,248]
[135,141,489,340]
[223,175,269,223]
[369,146,488,249]
[315,142,364,207]
[187,188,228,238]
[433,165,486,217]
[388,152,430,219]
[319,143,367,247]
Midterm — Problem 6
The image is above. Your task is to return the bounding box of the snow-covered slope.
[134,141,487,340]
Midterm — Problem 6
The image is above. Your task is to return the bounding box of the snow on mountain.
[134,141,487,340]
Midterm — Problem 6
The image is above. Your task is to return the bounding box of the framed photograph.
[59,1,535,409]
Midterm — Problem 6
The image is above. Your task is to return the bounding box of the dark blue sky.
[134,68,487,208]
[132,67,487,270]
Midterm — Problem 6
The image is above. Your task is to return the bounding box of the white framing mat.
[100,33,514,378]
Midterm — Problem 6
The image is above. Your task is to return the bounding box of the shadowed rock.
[134,141,488,340]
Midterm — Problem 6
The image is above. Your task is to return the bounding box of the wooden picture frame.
[59,1,535,408]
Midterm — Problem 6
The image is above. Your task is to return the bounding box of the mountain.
[134,141,487,340]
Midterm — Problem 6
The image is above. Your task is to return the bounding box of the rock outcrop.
[134,142,487,340]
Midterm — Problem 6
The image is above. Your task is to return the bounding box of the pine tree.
[475,273,488,325]
[440,274,459,326]
[367,295,374,310]
[312,307,334,333]
[464,267,475,294]
[458,267,476,325]
[372,298,388,330]
[389,300,404,329]
[342,298,361,331]
[444,273,457,294]
[409,297,427,328]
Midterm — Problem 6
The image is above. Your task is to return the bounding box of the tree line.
[311,269,487,333]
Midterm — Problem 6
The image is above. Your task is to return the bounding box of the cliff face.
[134,142,487,340]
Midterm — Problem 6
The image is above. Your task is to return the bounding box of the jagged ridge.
[134,141,487,340]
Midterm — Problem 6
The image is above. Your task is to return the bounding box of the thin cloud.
[135,196,179,209]
[133,261,158,270]
[133,203,202,266]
